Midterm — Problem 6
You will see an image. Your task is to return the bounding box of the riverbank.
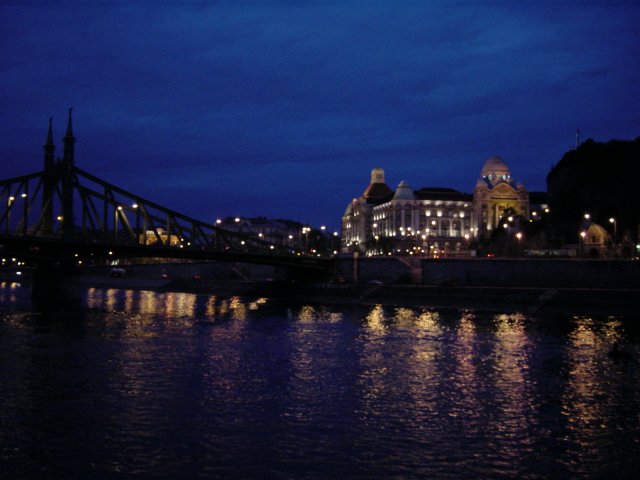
[50,274,640,316]
[4,265,640,316]
[254,282,640,316]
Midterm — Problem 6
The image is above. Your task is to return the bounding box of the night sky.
[2,2,639,231]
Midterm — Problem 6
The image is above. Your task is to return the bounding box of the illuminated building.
[341,168,393,253]
[342,169,476,256]
[215,216,307,249]
[342,157,530,256]
[138,228,181,246]
[473,156,529,236]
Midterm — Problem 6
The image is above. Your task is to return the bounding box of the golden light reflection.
[562,316,623,441]
[0,280,20,303]
[206,296,217,318]
[249,297,268,310]
[164,292,176,317]
[219,299,229,315]
[365,305,386,333]
[401,309,446,419]
[140,290,158,315]
[393,307,417,326]
[415,310,442,338]
[492,313,529,376]
[173,292,196,318]
[448,311,478,421]
[229,296,247,321]
[83,289,271,337]
[86,287,98,308]
[106,288,118,311]
[488,312,534,446]
[295,305,343,324]
[124,290,134,312]
[298,305,315,323]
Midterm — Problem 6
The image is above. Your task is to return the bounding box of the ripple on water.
[0,288,639,478]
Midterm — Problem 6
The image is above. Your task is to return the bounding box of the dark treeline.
[546,137,640,246]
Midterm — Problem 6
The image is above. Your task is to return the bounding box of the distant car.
[110,268,126,278]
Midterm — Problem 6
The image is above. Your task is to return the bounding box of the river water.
[1,282,639,479]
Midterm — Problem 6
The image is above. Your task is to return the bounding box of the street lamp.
[302,226,310,252]
[515,232,523,257]
[114,205,123,242]
[609,217,617,255]
[6,196,15,234]
[609,217,617,237]
[20,193,28,235]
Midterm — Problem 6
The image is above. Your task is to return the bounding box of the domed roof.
[343,200,355,216]
[393,181,415,200]
[480,156,512,184]
[362,167,393,204]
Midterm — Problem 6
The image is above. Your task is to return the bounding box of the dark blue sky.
[2,2,639,230]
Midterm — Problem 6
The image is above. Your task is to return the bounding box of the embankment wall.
[334,256,640,289]
[334,256,418,283]
[421,258,640,289]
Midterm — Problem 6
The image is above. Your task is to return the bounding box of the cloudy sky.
[1,1,639,230]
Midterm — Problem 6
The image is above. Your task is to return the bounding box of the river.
[1,281,639,479]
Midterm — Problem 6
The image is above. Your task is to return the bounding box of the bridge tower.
[41,117,55,233]
[61,108,75,238]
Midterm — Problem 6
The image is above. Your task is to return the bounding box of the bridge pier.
[31,257,81,309]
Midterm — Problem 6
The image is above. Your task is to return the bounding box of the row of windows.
[372,219,471,229]
[373,211,471,223]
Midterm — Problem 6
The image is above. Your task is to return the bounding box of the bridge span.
[0,110,333,281]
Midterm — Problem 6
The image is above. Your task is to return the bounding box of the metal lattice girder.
[0,165,311,262]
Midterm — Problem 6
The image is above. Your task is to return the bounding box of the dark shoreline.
[3,269,639,316]
[60,276,640,316]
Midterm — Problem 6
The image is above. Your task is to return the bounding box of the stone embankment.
[66,258,640,315]
[7,258,639,315]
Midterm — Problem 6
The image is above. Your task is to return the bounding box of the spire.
[65,107,73,137]
[47,116,54,144]
[63,107,75,165]
[43,116,55,170]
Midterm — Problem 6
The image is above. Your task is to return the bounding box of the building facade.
[342,169,477,257]
[473,156,529,236]
[341,168,393,252]
[342,157,529,256]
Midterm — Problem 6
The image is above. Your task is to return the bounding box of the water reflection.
[295,305,343,324]
[560,316,630,473]
[83,289,275,339]
[364,304,386,333]
[2,288,639,478]
[0,281,20,303]
[450,311,478,422]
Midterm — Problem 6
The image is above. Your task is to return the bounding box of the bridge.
[0,110,332,279]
